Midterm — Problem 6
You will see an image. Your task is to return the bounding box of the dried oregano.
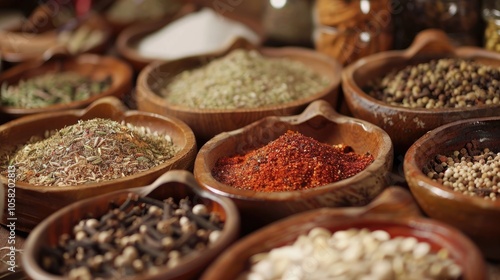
[0,118,178,186]
[161,49,330,109]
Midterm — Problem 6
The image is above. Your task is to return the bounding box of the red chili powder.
[212,130,374,192]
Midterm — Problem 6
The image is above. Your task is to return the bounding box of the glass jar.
[312,0,394,65]
[393,0,482,49]
[483,0,500,52]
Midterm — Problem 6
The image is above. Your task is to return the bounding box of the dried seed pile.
[367,58,500,108]
[41,195,224,279]
[0,72,112,108]
[162,49,330,109]
[212,130,374,192]
[239,227,462,280]
[424,140,500,200]
[0,118,177,186]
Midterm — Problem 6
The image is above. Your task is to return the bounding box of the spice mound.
[0,72,112,109]
[212,130,374,192]
[239,227,462,279]
[367,58,500,108]
[0,118,177,186]
[41,195,224,279]
[424,140,500,200]
[162,49,330,109]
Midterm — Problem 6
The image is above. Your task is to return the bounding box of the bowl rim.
[0,96,197,192]
[201,206,486,280]
[136,46,342,114]
[0,54,133,115]
[116,5,265,68]
[193,99,393,201]
[404,116,500,209]
[342,30,500,114]
[21,169,240,280]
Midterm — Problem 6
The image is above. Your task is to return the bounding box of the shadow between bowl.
[136,44,342,144]
[0,97,197,232]
[404,116,500,260]
[201,187,486,280]
[22,170,240,280]
[342,29,500,155]
[194,100,393,232]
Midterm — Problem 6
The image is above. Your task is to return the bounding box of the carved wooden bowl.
[0,53,133,121]
[22,170,240,280]
[342,29,500,155]
[404,116,500,260]
[201,187,486,280]
[0,13,112,64]
[194,100,393,232]
[115,5,263,72]
[136,44,341,144]
[0,97,197,231]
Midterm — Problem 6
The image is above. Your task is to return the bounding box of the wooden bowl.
[342,29,500,155]
[116,5,264,72]
[0,53,133,121]
[0,97,197,232]
[22,170,240,280]
[201,187,486,280]
[136,44,341,144]
[194,100,393,232]
[404,116,500,260]
[0,13,112,64]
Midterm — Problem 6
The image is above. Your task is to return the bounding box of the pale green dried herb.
[0,118,178,187]
[161,49,330,109]
[0,72,112,109]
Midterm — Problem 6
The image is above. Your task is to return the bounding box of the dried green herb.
[0,118,178,186]
[161,49,330,109]
[0,72,112,109]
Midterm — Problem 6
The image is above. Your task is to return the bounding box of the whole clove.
[41,194,224,279]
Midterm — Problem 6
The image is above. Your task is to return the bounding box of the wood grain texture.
[136,45,342,143]
[0,53,133,121]
[404,116,500,260]
[193,100,393,231]
[0,97,197,232]
[342,29,500,155]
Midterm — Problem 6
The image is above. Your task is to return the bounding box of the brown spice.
[212,130,374,192]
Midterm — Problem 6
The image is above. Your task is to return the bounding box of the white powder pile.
[137,8,260,60]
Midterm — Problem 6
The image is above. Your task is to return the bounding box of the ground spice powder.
[212,130,374,192]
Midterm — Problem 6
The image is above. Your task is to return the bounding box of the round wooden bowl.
[0,13,112,64]
[201,187,486,280]
[0,97,197,232]
[22,170,240,280]
[404,116,500,260]
[194,100,393,232]
[342,29,500,155]
[116,5,263,72]
[0,53,133,121]
[136,45,342,144]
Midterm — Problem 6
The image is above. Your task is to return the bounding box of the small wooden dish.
[342,29,500,155]
[201,187,486,280]
[22,170,240,280]
[0,97,197,232]
[404,116,500,260]
[115,4,264,72]
[0,13,112,64]
[0,53,133,121]
[136,44,341,144]
[194,100,393,232]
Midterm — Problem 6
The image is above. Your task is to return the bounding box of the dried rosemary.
[0,72,112,108]
[0,118,178,187]
[161,49,330,109]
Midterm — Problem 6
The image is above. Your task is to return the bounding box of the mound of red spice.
[212,130,374,192]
